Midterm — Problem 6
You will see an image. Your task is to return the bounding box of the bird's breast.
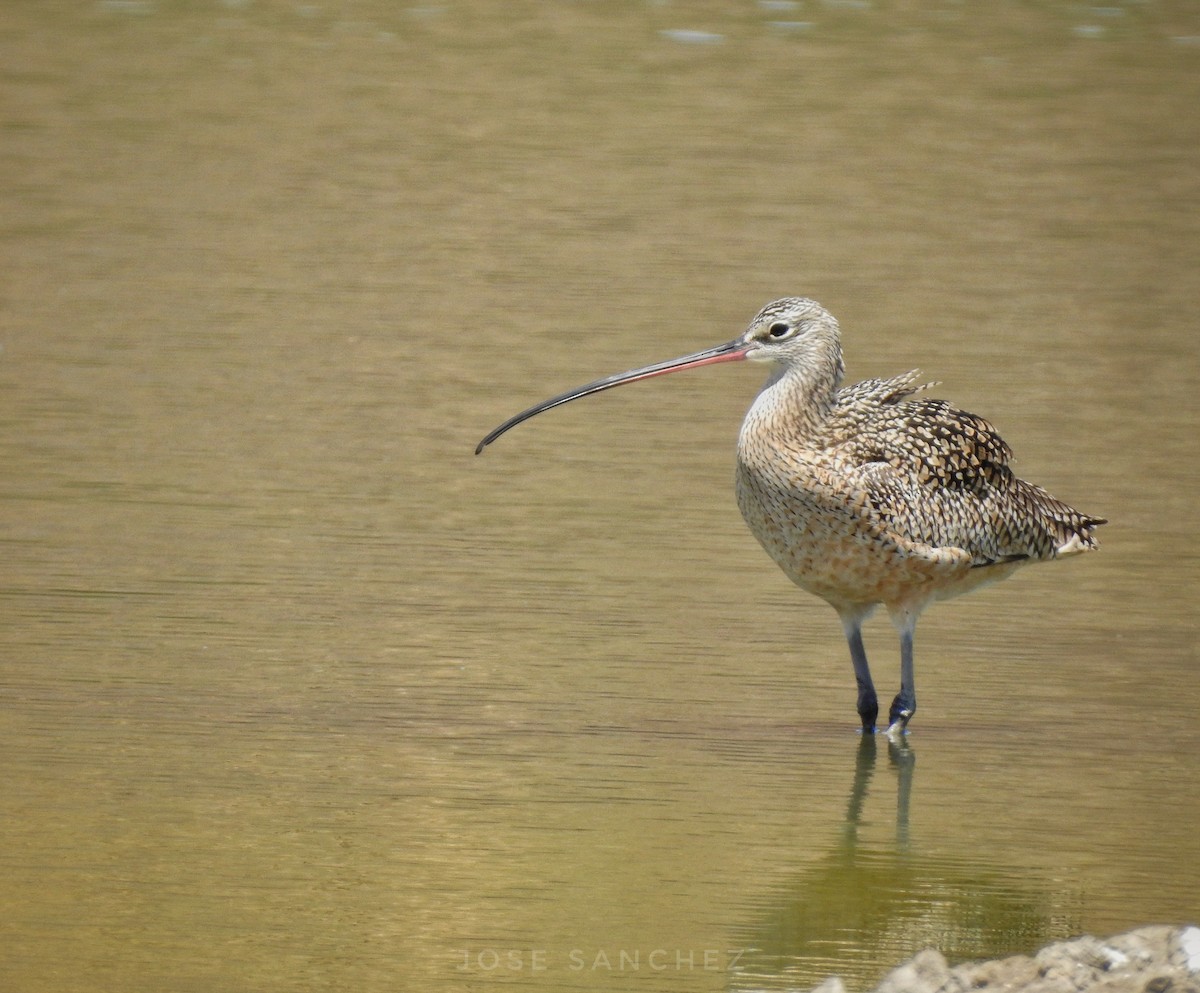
[733,440,967,609]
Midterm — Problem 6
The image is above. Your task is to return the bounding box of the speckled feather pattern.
[733,298,1105,615]
[475,295,1106,730]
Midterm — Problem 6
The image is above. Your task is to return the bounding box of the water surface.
[1,3,1198,991]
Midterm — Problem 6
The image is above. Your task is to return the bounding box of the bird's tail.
[1050,507,1107,557]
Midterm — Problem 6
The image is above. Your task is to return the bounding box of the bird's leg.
[886,612,918,737]
[842,616,878,733]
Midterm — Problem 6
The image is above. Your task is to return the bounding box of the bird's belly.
[735,461,968,609]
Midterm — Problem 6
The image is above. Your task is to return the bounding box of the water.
[1,2,1198,991]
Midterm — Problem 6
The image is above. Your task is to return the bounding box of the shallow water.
[2,2,1198,991]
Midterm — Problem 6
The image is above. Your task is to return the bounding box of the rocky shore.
[813,925,1200,993]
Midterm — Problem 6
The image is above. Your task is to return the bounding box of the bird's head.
[737,297,845,379]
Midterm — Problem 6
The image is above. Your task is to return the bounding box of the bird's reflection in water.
[730,736,1080,992]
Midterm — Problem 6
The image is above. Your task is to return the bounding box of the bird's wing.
[828,377,1102,564]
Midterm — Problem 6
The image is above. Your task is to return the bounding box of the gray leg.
[842,616,879,733]
[887,613,917,734]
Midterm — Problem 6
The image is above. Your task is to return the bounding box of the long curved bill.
[475,339,751,454]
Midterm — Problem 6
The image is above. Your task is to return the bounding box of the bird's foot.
[857,698,878,736]
[884,709,912,740]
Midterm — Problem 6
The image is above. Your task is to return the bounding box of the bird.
[476,297,1105,736]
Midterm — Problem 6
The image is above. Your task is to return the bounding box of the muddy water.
[1,2,1198,992]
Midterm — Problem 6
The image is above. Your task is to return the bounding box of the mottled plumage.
[476,296,1106,736]
[803,370,1097,563]
[733,298,1103,734]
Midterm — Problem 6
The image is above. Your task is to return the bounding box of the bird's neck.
[743,357,842,444]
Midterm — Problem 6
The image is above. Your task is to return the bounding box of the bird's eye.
[768,322,792,339]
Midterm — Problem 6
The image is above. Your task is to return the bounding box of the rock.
[956,952,1041,991]
[1175,926,1200,973]
[805,924,1200,993]
[1108,926,1170,969]
[1030,933,1140,991]
[874,948,952,993]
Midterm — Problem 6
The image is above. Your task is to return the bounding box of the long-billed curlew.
[476,297,1105,736]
